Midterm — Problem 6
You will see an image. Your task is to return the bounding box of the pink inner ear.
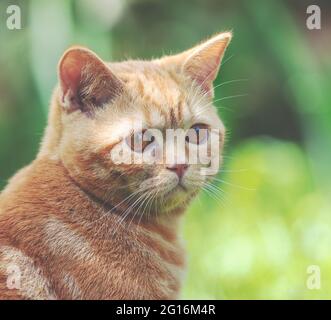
[58,48,124,113]
[196,63,218,93]
[187,58,219,94]
[59,51,89,101]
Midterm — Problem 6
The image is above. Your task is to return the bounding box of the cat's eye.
[126,130,155,153]
[185,123,209,145]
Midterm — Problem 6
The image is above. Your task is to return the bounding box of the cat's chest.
[91,234,185,299]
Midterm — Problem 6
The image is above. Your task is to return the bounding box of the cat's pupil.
[194,126,200,136]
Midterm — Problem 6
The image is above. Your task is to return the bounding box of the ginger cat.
[0,32,231,300]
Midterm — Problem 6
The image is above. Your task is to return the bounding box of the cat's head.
[48,32,232,217]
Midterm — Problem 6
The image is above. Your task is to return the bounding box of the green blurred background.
[0,0,330,299]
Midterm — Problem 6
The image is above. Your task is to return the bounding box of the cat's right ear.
[58,47,123,114]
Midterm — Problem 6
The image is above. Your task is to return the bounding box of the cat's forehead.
[107,60,196,125]
[109,60,186,101]
[101,60,219,129]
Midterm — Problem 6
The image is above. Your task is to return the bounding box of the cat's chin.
[163,183,188,196]
[156,186,199,214]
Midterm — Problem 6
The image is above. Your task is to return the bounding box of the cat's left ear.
[58,47,123,114]
[164,32,232,96]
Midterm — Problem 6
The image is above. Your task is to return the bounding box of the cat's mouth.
[177,183,188,192]
[163,182,189,198]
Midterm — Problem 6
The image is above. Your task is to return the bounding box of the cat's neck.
[21,157,184,237]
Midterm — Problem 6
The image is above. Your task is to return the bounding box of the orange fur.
[0,32,231,300]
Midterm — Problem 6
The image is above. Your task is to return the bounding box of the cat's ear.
[166,32,232,95]
[58,47,123,114]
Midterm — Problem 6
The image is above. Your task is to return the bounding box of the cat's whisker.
[136,189,155,228]
[192,102,226,119]
[186,78,200,107]
[88,186,146,234]
[220,168,249,173]
[92,190,142,237]
[202,183,229,208]
[142,187,159,222]
[202,186,226,208]
[114,179,162,232]
[140,178,169,224]
[193,93,248,118]
[112,192,147,234]
[185,176,230,209]
[150,179,169,218]
[191,78,248,113]
[94,177,161,235]
[90,171,140,223]
[204,181,227,197]
[213,93,248,105]
[211,177,255,191]
[129,182,163,231]
[194,104,232,118]
[127,189,153,230]
[220,53,234,67]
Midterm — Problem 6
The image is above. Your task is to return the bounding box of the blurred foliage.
[0,0,330,299]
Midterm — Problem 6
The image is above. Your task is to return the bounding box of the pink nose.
[166,164,189,179]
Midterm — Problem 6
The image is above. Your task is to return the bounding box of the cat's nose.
[166,164,189,179]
